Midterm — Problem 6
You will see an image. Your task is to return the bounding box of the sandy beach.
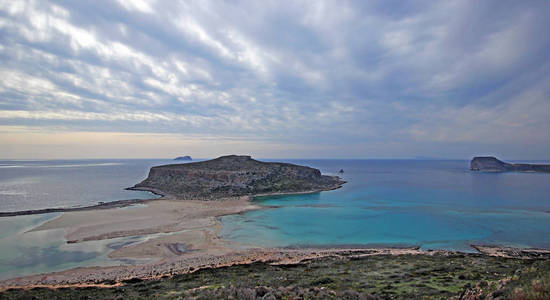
[0,194,430,290]
[3,191,549,292]
[30,196,259,244]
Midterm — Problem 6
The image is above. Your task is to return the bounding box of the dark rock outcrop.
[174,156,192,161]
[470,156,550,173]
[132,155,345,199]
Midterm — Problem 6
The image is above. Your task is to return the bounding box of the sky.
[1,0,549,159]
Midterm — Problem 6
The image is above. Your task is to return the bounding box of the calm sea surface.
[0,159,174,212]
[1,158,549,279]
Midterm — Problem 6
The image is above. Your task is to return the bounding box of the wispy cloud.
[1,0,549,158]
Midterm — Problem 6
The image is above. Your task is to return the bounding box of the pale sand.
[0,247,427,290]
[31,196,259,243]
[0,195,427,289]
[2,196,546,290]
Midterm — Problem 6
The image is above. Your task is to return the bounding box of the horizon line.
[1,156,549,161]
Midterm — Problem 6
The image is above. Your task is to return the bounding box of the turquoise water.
[1,158,549,280]
[0,213,121,280]
[222,159,550,251]
[0,208,182,280]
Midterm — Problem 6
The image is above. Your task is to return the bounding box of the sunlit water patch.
[0,159,175,212]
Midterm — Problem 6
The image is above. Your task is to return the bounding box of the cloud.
[0,0,549,158]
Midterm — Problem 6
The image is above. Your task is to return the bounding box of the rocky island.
[470,156,550,173]
[131,155,345,199]
[2,157,550,299]
[174,155,192,161]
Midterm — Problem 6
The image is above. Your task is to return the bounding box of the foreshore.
[1,194,550,291]
[0,195,258,288]
[0,188,165,217]
[0,198,155,217]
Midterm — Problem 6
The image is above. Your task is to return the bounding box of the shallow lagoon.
[222,159,550,251]
[0,209,166,280]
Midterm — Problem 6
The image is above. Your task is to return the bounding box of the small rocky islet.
[174,155,192,161]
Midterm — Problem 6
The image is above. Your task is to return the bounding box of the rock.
[132,155,345,199]
[174,156,192,161]
[338,169,344,174]
[470,157,511,171]
[470,156,550,173]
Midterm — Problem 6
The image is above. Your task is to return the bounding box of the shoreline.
[0,183,346,217]
[1,186,549,290]
[2,244,550,291]
[0,198,158,217]
[250,183,346,198]
[0,187,166,217]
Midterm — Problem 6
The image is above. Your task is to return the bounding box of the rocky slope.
[470,156,550,172]
[131,155,345,199]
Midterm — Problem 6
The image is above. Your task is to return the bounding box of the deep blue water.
[221,159,550,252]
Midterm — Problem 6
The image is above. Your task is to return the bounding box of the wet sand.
[30,196,258,243]
[0,194,423,289]
[2,195,549,290]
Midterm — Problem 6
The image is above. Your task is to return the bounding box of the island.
[2,156,549,299]
[470,156,550,173]
[174,155,192,161]
[131,155,345,199]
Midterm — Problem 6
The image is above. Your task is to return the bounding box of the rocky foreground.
[470,156,550,173]
[131,155,345,199]
[2,249,549,299]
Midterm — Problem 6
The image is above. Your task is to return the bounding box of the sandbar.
[2,195,550,290]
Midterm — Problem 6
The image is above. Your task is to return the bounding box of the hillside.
[131,155,345,199]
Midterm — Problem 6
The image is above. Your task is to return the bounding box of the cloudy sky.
[1,0,549,159]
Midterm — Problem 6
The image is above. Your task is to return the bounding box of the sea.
[0,159,169,212]
[222,159,550,251]
[1,158,550,279]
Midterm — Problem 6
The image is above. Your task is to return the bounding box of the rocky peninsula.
[470,156,550,173]
[130,155,345,199]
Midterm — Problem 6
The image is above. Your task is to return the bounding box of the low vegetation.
[2,253,549,299]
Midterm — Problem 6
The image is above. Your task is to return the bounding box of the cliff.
[470,157,550,173]
[131,155,345,199]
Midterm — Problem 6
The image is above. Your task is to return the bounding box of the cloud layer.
[1,0,549,158]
